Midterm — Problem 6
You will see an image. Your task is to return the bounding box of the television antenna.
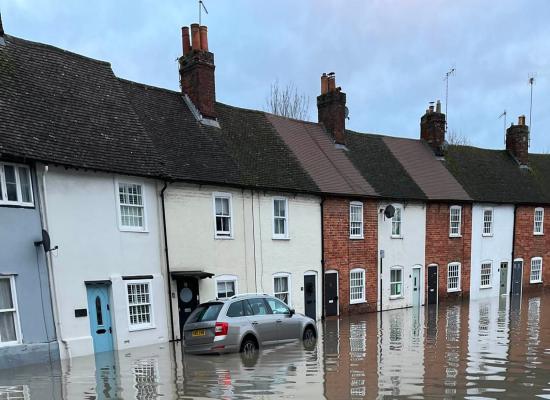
[444,67,456,133]
[199,0,209,26]
[498,110,507,145]
[528,74,535,144]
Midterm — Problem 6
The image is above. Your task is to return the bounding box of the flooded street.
[2,291,550,399]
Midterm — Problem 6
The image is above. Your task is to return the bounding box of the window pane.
[227,301,245,318]
[247,298,270,315]
[266,298,290,314]
[0,280,13,309]
[18,167,32,203]
[0,312,17,342]
[95,296,103,326]
[4,166,18,201]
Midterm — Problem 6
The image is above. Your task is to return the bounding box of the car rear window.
[227,300,254,317]
[187,303,224,323]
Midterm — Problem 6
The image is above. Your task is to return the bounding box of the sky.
[2,0,550,152]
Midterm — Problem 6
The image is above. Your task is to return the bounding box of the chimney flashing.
[182,94,220,128]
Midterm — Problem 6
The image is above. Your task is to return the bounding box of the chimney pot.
[199,26,208,51]
[182,27,191,55]
[518,115,526,126]
[436,100,441,113]
[321,73,328,95]
[191,23,200,50]
[327,74,336,92]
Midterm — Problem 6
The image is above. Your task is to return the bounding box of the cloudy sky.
[2,0,550,152]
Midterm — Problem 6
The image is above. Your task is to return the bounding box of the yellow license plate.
[192,329,206,337]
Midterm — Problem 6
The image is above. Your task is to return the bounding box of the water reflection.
[2,292,550,399]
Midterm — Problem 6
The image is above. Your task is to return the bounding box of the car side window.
[226,301,244,318]
[246,298,271,315]
[266,298,290,315]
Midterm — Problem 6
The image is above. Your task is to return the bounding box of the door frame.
[427,264,438,305]
[86,282,114,354]
[324,270,339,317]
[176,276,200,339]
[511,258,524,296]
[412,265,423,306]
[303,270,318,320]
[499,260,509,296]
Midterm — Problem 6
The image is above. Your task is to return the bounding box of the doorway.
[499,261,509,295]
[412,267,421,307]
[511,260,523,296]
[324,271,338,317]
[304,273,317,320]
[427,265,438,305]
[177,277,199,337]
[86,284,114,353]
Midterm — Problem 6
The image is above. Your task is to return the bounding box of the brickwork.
[513,206,550,291]
[323,197,378,315]
[179,50,217,119]
[425,203,472,301]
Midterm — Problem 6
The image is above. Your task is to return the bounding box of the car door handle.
[251,321,259,325]
[276,320,282,323]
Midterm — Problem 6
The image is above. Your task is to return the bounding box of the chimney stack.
[420,100,446,156]
[317,72,347,145]
[179,24,216,119]
[0,12,4,36]
[506,115,529,166]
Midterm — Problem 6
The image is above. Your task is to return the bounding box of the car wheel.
[303,326,317,350]
[241,337,258,356]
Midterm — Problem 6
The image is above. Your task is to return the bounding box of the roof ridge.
[262,110,319,126]
[117,77,181,95]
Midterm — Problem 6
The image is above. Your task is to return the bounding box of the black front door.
[511,260,523,295]
[324,273,338,317]
[427,265,438,304]
[304,275,316,320]
[177,277,199,338]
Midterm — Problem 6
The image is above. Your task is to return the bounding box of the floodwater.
[2,292,550,399]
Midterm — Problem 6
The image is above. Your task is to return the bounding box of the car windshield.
[187,303,224,323]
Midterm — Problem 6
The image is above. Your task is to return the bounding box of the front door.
[412,268,421,307]
[324,272,338,317]
[177,277,199,338]
[304,274,316,320]
[86,285,113,353]
[499,262,509,295]
[511,260,523,295]
[427,265,438,305]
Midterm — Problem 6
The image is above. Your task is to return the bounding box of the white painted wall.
[164,183,322,339]
[38,165,169,358]
[470,204,514,300]
[377,202,426,311]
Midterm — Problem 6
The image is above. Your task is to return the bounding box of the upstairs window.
[118,182,146,230]
[0,277,20,345]
[480,262,492,288]
[213,193,232,238]
[272,197,289,239]
[391,207,402,237]
[449,206,462,237]
[349,268,365,304]
[349,202,364,239]
[534,208,544,235]
[0,163,33,207]
[530,257,542,283]
[482,208,493,236]
[447,262,461,292]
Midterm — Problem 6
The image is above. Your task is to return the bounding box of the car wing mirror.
[289,308,295,316]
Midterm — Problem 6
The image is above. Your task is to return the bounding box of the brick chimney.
[420,100,446,156]
[317,73,347,145]
[506,115,529,166]
[179,23,216,119]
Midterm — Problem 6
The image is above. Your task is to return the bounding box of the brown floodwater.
[1,291,550,399]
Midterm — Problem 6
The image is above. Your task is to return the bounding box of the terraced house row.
[1,18,549,367]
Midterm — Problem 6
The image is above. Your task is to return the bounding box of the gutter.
[160,181,175,341]
[320,197,325,319]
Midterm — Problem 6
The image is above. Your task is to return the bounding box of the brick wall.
[323,197,378,314]
[425,203,472,301]
[513,206,550,290]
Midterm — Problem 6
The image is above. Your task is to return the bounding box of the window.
[215,275,237,299]
[188,303,224,322]
[213,193,232,238]
[226,300,253,318]
[273,197,289,239]
[349,202,364,238]
[266,297,291,314]
[349,268,365,304]
[390,267,403,297]
[482,208,493,236]
[534,208,544,235]
[247,298,270,315]
[118,182,145,230]
[127,282,153,330]
[480,262,492,288]
[447,263,461,292]
[273,274,291,305]
[0,163,33,206]
[530,257,543,283]
[0,277,20,345]
[391,207,402,237]
[449,206,462,237]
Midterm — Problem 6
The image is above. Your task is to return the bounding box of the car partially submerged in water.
[183,293,317,355]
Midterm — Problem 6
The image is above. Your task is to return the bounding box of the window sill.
[530,280,543,284]
[215,235,234,240]
[449,234,462,238]
[447,288,461,293]
[389,295,404,300]
[349,299,366,305]
[272,236,290,241]
[120,227,149,233]
[0,341,21,348]
[534,232,544,236]
[0,202,35,209]
[128,324,156,332]
[482,234,493,237]
[480,285,492,289]
[349,236,364,240]
[391,235,403,240]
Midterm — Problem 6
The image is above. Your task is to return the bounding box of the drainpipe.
[511,204,517,296]
[320,197,325,319]
[38,164,71,360]
[160,182,175,341]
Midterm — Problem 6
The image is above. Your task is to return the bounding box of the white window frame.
[0,276,22,346]
[214,274,238,299]
[390,266,404,298]
[349,201,364,239]
[449,206,462,237]
[212,192,234,239]
[482,208,493,237]
[272,197,289,240]
[273,272,292,306]
[126,279,155,331]
[115,179,148,232]
[447,262,461,292]
[391,205,403,238]
[0,163,34,207]
[349,268,365,304]
[534,207,544,235]
[480,261,492,288]
[530,257,543,284]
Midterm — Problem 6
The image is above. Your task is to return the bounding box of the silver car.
[183,293,317,355]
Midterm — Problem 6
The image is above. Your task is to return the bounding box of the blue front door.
[86,285,114,353]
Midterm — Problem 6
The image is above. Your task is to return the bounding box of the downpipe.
[160,181,176,341]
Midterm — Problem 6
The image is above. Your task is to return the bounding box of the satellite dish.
[384,205,395,219]
[34,229,57,253]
